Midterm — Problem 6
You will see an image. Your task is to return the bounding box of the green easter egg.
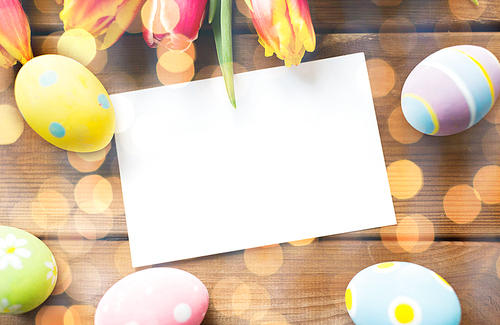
[0,226,57,314]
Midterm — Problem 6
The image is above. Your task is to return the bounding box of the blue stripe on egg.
[423,48,493,126]
[401,95,438,135]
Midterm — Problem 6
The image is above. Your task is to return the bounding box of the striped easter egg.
[401,45,500,136]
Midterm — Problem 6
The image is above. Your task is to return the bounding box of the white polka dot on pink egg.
[95,268,209,325]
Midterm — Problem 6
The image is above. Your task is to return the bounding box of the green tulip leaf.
[212,0,236,108]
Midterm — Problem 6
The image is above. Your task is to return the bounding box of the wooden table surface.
[1,0,500,324]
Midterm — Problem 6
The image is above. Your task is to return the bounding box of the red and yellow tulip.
[0,0,33,68]
[245,0,315,67]
[141,0,209,51]
[59,0,146,49]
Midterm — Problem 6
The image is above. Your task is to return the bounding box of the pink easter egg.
[95,268,209,325]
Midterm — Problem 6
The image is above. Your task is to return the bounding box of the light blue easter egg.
[345,261,461,325]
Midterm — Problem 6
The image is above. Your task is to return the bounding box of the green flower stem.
[211,0,236,108]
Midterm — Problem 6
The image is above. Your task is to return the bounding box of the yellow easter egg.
[14,54,115,152]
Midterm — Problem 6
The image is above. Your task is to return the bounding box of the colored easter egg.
[95,267,209,325]
[345,261,461,325]
[401,45,500,136]
[14,54,115,152]
[0,226,57,314]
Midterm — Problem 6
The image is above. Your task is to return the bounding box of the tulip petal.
[247,0,315,67]
[0,45,17,69]
[98,0,145,49]
[60,0,145,49]
[213,0,236,108]
[0,0,33,67]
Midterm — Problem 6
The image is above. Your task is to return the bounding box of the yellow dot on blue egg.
[49,122,66,138]
[97,94,110,109]
[39,70,58,87]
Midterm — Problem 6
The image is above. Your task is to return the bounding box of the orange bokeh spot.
[211,278,245,317]
[444,185,481,224]
[449,0,486,20]
[289,238,317,246]
[36,306,67,325]
[67,143,111,173]
[388,106,423,144]
[52,257,72,295]
[473,165,500,204]
[397,215,434,253]
[232,283,271,320]
[64,305,96,325]
[386,160,423,200]
[65,263,101,302]
[158,50,194,73]
[156,60,195,86]
[75,175,113,214]
[244,244,284,276]
[0,67,14,92]
[0,104,24,145]
[366,59,395,98]
[379,18,417,57]
[382,214,434,253]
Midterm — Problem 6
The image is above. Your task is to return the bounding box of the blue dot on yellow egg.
[38,70,58,87]
[49,122,65,138]
[98,94,111,109]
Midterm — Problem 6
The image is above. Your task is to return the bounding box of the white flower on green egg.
[0,298,22,315]
[0,233,31,270]
[44,256,57,285]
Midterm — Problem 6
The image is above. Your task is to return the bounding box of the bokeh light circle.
[382,214,434,253]
[444,184,481,224]
[473,165,500,204]
[36,306,68,325]
[0,67,15,92]
[482,127,500,164]
[289,237,317,246]
[449,0,486,20]
[212,278,245,317]
[386,160,423,199]
[244,244,283,276]
[158,50,194,73]
[57,29,97,66]
[65,262,101,301]
[396,214,434,253]
[232,283,271,320]
[366,58,395,98]
[52,257,72,295]
[75,175,113,214]
[0,104,24,144]
[379,17,417,56]
[388,106,423,144]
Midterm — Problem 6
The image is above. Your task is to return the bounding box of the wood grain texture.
[1,1,500,324]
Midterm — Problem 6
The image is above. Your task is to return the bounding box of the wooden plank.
[0,239,497,324]
[22,0,500,35]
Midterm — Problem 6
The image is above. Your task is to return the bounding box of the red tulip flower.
[141,0,209,51]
